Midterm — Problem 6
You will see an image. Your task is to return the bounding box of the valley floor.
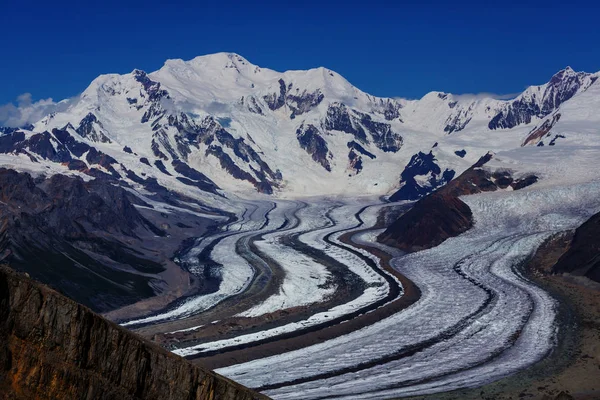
[110,182,600,399]
[408,262,600,400]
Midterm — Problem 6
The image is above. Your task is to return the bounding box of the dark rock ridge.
[262,78,324,118]
[553,211,600,283]
[324,103,403,152]
[263,79,287,111]
[134,69,171,124]
[379,192,474,252]
[434,68,595,134]
[489,68,594,130]
[0,267,268,400]
[152,159,169,174]
[76,112,111,143]
[353,110,403,152]
[159,114,279,193]
[347,149,363,174]
[454,149,466,158]
[0,169,168,312]
[346,140,376,174]
[325,103,368,143]
[296,124,333,171]
[347,140,376,160]
[389,151,455,202]
[522,112,561,146]
[379,99,402,121]
[172,160,220,194]
[287,88,325,119]
[0,127,121,180]
[380,153,539,251]
[0,127,18,135]
[548,133,566,146]
[444,103,474,134]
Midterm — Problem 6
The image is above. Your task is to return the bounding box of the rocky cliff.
[0,266,268,400]
[552,211,600,283]
[0,169,170,312]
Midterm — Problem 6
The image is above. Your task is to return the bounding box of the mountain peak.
[180,52,256,72]
[549,66,583,84]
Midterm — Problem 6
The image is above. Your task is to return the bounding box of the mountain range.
[2,53,600,400]
[1,53,598,203]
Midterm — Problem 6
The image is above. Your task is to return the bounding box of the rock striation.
[0,266,268,400]
[553,211,600,283]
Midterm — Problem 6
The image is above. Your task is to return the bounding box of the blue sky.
[1,0,600,118]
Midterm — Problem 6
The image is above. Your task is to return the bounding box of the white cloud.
[393,96,414,102]
[447,92,521,101]
[394,92,521,103]
[0,93,73,128]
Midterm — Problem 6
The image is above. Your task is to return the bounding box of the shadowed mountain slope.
[0,266,268,400]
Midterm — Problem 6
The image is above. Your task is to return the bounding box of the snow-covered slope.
[0,53,598,199]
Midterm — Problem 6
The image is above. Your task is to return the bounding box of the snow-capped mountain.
[3,54,600,400]
[1,53,599,200]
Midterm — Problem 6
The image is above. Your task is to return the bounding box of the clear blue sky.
[2,0,600,106]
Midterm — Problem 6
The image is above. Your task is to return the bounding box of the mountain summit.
[0,54,595,199]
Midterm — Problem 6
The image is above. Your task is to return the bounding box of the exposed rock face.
[172,160,219,194]
[522,112,562,146]
[346,140,377,175]
[0,127,120,180]
[76,112,111,143]
[135,69,170,124]
[287,88,325,119]
[263,79,287,111]
[347,140,376,160]
[296,124,332,171]
[379,193,473,252]
[444,104,474,134]
[347,149,363,174]
[324,103,368,143]
[548,134,566,146]
[0,169,167,312]
[135,109,280,193]
[489,97,543,130]
[489,68,594,130]
[553,211,600,283]
[262,78,324,118]
[354,111,403,152]
[380,153,539,251]
[389,151,455,201]
[454,149,466,158]
[323,103,403,152]
[153,159,170,174]
[172,115,279,192]
[0,267,268,400]
[379,99,402,121]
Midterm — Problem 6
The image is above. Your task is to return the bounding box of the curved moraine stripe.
[217,186,598,399]
[122,200,280,327]
[121,183,600,400]
[171,202,412,362]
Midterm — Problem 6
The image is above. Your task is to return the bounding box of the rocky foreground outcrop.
[0,266,268,400]
[379,153,538,251]
[553,211,600,283]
